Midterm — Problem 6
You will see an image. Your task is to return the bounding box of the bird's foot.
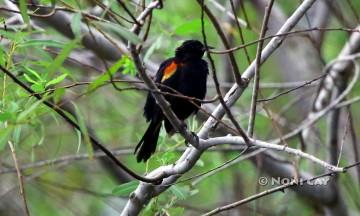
[191,131,199,145]
[185,131,199,147]
[180,121,188,131]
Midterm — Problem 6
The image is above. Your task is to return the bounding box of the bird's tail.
[135,117,162,162]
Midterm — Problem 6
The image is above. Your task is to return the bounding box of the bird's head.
[175,40,212,61]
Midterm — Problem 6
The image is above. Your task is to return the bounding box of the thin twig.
[0,148,132,175]
[347,107,360,182]
[115,0,141,26]
[200,0,250,144]
[197,0,245,86]
[211,27,360,54]
[191,148,264,186]
[93,0,135,24]
[257,72,328,102]
[229,0,251,64]
[337,112,350,167]
[202,136,343,172]
[8,141,30,216]
[202,160,360,216]
[336,96,360,108]
[208,0,247,27]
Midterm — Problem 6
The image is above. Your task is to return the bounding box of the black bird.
[135,40,209,162]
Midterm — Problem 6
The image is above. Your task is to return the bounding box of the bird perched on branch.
[135,40,210,162]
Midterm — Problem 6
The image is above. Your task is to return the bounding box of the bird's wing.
[143,57,175,121]
[155,58,175,83]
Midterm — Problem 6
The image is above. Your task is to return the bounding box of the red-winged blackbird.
[135,40,209,162]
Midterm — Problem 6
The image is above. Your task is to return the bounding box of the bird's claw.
[185,141,190,147]
[185,131,199,147]
[191,131,199,143]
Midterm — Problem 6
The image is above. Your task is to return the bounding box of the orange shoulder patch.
[161,61,177,82]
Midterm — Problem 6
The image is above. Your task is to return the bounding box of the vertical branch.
[336,112,350,167]
[347,107,360,182]
[239,0,252,30]
[229,0,251,64]
[328,88,342,166]
[247,0,274,137]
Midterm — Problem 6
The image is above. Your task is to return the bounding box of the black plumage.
[135,40,209,162]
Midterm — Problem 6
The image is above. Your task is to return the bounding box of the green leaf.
[121,56,136,76]
[76,129,82,153]
[46,39,79,78]
[0,29,27,41]
[23,67,46,91]
[19,0,30,25]
[31,83,45,92]
[195,159,204,167]
[24,66,43,82]
[46,74,67,87]
[88,56,125,91]
[18,40,65,48]
[142,199,160,216]
[12,125,22,144]
[17,99,44,122]
[9,101,20,113]
[71,13,82,37]
[53,88,65,103]
[0,45,4,65]
[166,207,184,216]
[157,151,176,164]
[169,186,188,200]
[24,74,38,84]
[112,181,139,196]
[94,21,142,44]
[37,124,45,146]
[73,103,93,158]
[0,126,13,150]
[0,112,12,122]
[144,36,162,62]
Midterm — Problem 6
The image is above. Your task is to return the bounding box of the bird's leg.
[180,121,188,131]
[184,138,190,147]
[190,131,199,147]
[180,122,192,147]
[182,123,200,147]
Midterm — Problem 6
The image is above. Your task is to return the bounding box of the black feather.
[135,114,163,162]
[135,40,208,162]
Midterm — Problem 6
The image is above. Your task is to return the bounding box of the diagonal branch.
[247,0,274,137]
[202,161,360,216]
